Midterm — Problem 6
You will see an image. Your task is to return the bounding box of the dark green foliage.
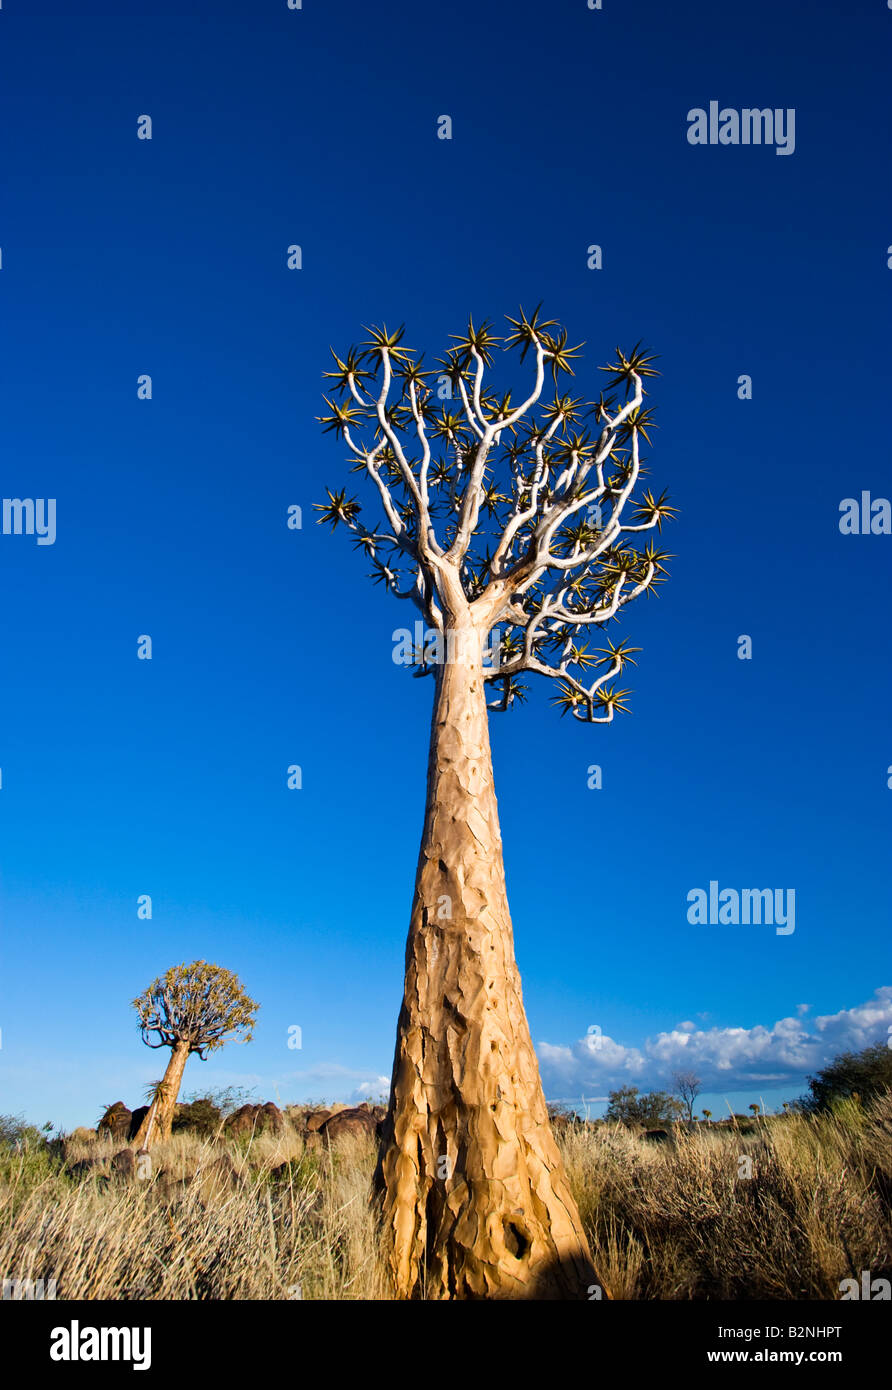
[804,1042,892,1112]
[605,1086,685,1126]
[172,1098,223,1137]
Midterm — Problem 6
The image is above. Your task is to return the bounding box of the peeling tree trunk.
[130,1039,190,1151]
[374,621,602,1299]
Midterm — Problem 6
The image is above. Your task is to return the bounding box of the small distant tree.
[605,1085,684,1127]
[673,1070,702,1123]
[749,1103,760,1117]
[130,961,258,1151]
[701,1108,712,1123]
[803,1042,892,1112]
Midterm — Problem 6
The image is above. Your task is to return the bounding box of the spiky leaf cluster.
[316,309,676,722]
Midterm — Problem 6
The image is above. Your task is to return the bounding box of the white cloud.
[538,987,892,1095]
[264,1063,392,1105]
[349,1076,390,1103]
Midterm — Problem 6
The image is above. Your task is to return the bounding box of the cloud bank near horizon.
[537,987,892,1097]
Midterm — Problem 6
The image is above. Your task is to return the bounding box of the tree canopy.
[316,308,675,721]
[132,960,258,1059]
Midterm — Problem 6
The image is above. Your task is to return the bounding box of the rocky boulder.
[260,1101,284,1133]
[128,1106,150,1140]
[111,1148,136,1180]
[66,1156,109,1183]
[224,1101,284,1139]
[98,1102,132,1140]
[318,1107,380,1146]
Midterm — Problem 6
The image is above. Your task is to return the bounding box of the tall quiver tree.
[316,308,676,1299]
[129,960,258,1151]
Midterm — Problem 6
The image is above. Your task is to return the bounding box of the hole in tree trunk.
[504,1221,529,1261]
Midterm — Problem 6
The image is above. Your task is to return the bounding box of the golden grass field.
[1,1096,890,1300]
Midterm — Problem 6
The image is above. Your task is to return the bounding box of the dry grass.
[1,1096,889,1299]
[560,1094,892,1298]
[0,1122,389,1301]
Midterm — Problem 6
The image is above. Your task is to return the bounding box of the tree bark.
[374,621,602,1299]
[130,1039,190,1151]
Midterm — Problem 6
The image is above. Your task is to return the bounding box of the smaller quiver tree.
[129,960,258,1151]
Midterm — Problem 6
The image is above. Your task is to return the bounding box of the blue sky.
[1,0,890,1129]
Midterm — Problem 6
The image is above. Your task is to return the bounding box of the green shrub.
[804,1042,892,1112]
[0,1114,48,1151]
[172,1098,223,1137]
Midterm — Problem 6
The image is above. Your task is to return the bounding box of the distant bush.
[0,1114,48,1150]
[804,1042,892,1112]
[172,1098,223,1137]
[180,1086,256,1118]
[604,1086,685,1127]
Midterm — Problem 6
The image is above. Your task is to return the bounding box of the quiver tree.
[316,307,676,1299]
[673,1070,702,1124]
[129,960,258,1151]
